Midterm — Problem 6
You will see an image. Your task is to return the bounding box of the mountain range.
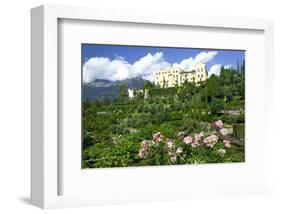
[82,77,145,101]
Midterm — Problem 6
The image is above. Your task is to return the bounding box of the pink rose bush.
[166,139,181,163]
[219,128,229,136]
[138,120,233,164]
[214,120,224,129]
[183,136,193,145]
[191,132,204,148]
[166,139,173,149]
[139,140,154,159]
[223,140,231,148]
[203,134,219,148]
[153,132,163,142]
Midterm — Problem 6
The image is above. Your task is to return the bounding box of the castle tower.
[195,63,208,82]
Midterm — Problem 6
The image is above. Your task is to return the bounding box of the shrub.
[158,123,177,139]
[137,120,238,166]
[170,111,184,121]
[149,88,177,97]
[233,124,245,138]
[237,113,245,123]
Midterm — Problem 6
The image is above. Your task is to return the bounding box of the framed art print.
[81,44,245,168]
[31,5,274,209]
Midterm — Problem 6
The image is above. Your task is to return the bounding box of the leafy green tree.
[144,80,154,89]
[118,83,128,99]
[209,98,224,115]
[93,99,101,108]
[206,75,220,102]
[83,99,91,109]
[103,96,111,106]
[177,81,196,101]
[135,90,144,100]
[220,69,234,86]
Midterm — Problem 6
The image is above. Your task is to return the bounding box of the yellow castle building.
[154,62,208,88]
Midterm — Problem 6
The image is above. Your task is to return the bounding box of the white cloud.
[224,64,233,69]
[83,50,221,83]
[208,64,222,77]
[83,52,170,83]
[208,64,233,77]
[173,51,218,70]
[83,57,130,83]
[131,52,170,82]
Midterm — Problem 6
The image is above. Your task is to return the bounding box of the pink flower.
[223,140,231,148]
[214,120,223,129]
[139,148,146,159]
[166,139,176,158]
[194,133,201,140]
[177,131,186,138]
[170,155,177,163]
[153,132,163,142]
[141,140,151,148]
[139,140,153,159]
[199,132,204,138]
[219,128,229,136]
[203,134,219,148]
[190,132,204,147]
[183,136,193,145]
[191,141,200,148]
[166,139,173,149]
[176,147,183,154]
[218,148,226,157]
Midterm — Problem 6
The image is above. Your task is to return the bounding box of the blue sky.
[82,44,245,83]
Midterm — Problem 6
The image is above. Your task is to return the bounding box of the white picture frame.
[31,4,274,209]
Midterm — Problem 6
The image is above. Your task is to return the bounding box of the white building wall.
[154,63,208,88]
[128,88,134,98]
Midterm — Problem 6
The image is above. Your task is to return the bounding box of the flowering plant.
[138,120,233,165]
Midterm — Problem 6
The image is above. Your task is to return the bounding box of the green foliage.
[82,67,245,168]
[102,96,111,106]
[158,123,177,139]
[209,98,224,115]
[233,124,245,138]
[206,75,220,99]
[149,87,177,97]
[144,80,154,89]
[170,111,184,121]
[146,143,171,165]
[119,83,128,99]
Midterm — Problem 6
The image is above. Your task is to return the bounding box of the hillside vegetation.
[82,65,245,168]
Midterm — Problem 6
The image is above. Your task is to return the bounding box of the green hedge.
[149,87,177,97]
[233,124,245,138]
